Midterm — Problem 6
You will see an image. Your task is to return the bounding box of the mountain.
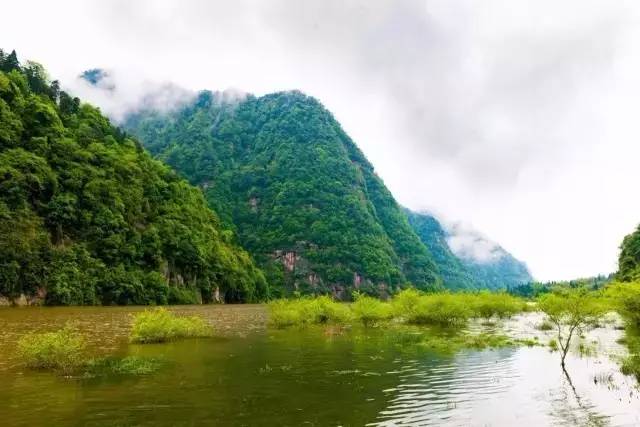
[406,210,532,289]
[123,90,442,297]
[0,50,266,305]
[618,224,640,281]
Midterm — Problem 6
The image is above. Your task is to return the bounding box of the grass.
[130,308,213,343]
[536,319,555,331]
[267,296,352,328]
[85,356,164,377]
[17,326,86,375]
[268,289,528,329]
[351,293,392,326]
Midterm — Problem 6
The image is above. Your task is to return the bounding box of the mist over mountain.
[405,210,532,290]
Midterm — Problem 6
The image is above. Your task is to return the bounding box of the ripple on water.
[371,348,519,426]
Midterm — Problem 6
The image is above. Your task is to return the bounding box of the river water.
[0,305,638,426]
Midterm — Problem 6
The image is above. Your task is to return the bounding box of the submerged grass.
[418,332,541,354]
[17,327,164,378]
[85,356,164,377]
[130,308,213,343]
[17,326,86,375]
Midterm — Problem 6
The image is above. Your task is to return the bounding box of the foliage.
[85,355,164,376]
[269,289,528,328]
[350,292,393,326]
[125,90,441,297]
[405,209,532,290]
[618,224,640,282]
[17,326,86,375]
[129,308,212,343]
[537,289,606,367]
[418,332,539,354]
[0,49,267,304]
[267,295,352,328]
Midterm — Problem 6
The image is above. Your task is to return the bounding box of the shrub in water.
[17,326,86,375]
[470,291,527,319]
[351,293,392,326]
[130,308,212,343]
[267,296,351,328]
[405,293,473,326]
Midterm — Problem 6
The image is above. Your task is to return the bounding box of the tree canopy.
[0,49,266,305]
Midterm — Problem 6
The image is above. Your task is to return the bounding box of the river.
[0,305,638,426]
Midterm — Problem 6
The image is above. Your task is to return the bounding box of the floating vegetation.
[130,308,213,343]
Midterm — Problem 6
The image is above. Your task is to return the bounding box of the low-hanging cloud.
[3,0,640,280]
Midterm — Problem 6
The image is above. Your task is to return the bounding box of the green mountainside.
[618,224,640,281]
[124,90,442,297]
[405,210,532,290]
[0,50,266,305]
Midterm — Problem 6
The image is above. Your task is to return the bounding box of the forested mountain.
[124,90,442,297]
[0,50,266,305]
[405,210,532,289]
[618,224,640,281]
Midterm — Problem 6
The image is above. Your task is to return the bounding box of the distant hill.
[405,210,532,290]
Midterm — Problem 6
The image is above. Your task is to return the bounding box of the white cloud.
[3,0,640,280]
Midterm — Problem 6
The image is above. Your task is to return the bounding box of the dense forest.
[0,50,267,305]
[405,210,532,290]
[124,90,442,297]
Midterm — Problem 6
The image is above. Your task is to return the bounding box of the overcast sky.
[3,0,640,281]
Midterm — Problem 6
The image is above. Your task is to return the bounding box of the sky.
[3,0,640,281]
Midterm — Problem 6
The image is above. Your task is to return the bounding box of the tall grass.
[17,326,86,375]
[351,293,393,326]
[268,296,352,328]
[268,288,528,328]
[130,308,213,343]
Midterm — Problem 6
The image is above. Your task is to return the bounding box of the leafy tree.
[0,50,266,304]
[538,289,605,368]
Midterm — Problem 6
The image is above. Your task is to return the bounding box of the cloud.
[3,0,640,280]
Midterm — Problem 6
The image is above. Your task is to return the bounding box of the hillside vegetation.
[126,90,441,297]
[0,50,266,305]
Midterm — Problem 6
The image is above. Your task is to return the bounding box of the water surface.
[0,306,638,426]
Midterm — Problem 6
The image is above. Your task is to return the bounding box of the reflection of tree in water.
[548,366,609,427]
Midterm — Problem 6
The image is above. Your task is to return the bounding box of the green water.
[1,306,639,426]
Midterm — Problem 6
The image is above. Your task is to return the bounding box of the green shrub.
[351,293,392,326]
[391,288,423,318]
[405,293,473,326]
[168,286,201,305]
[129,308,212,343]
[267,296,352,328]
[17,326,86,375]
[470,291,527,319]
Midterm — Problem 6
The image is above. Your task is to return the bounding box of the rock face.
[124,90,440,297]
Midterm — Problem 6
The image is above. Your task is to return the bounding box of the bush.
[351,293,392,326]
[470,291,527,319]
[267,296,351,328]
[405,293,473,326]
[129,308,212,343]
[17,326,86,375]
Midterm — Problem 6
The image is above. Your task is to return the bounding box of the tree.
[538,289,606,368]
[1,50,20,72]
